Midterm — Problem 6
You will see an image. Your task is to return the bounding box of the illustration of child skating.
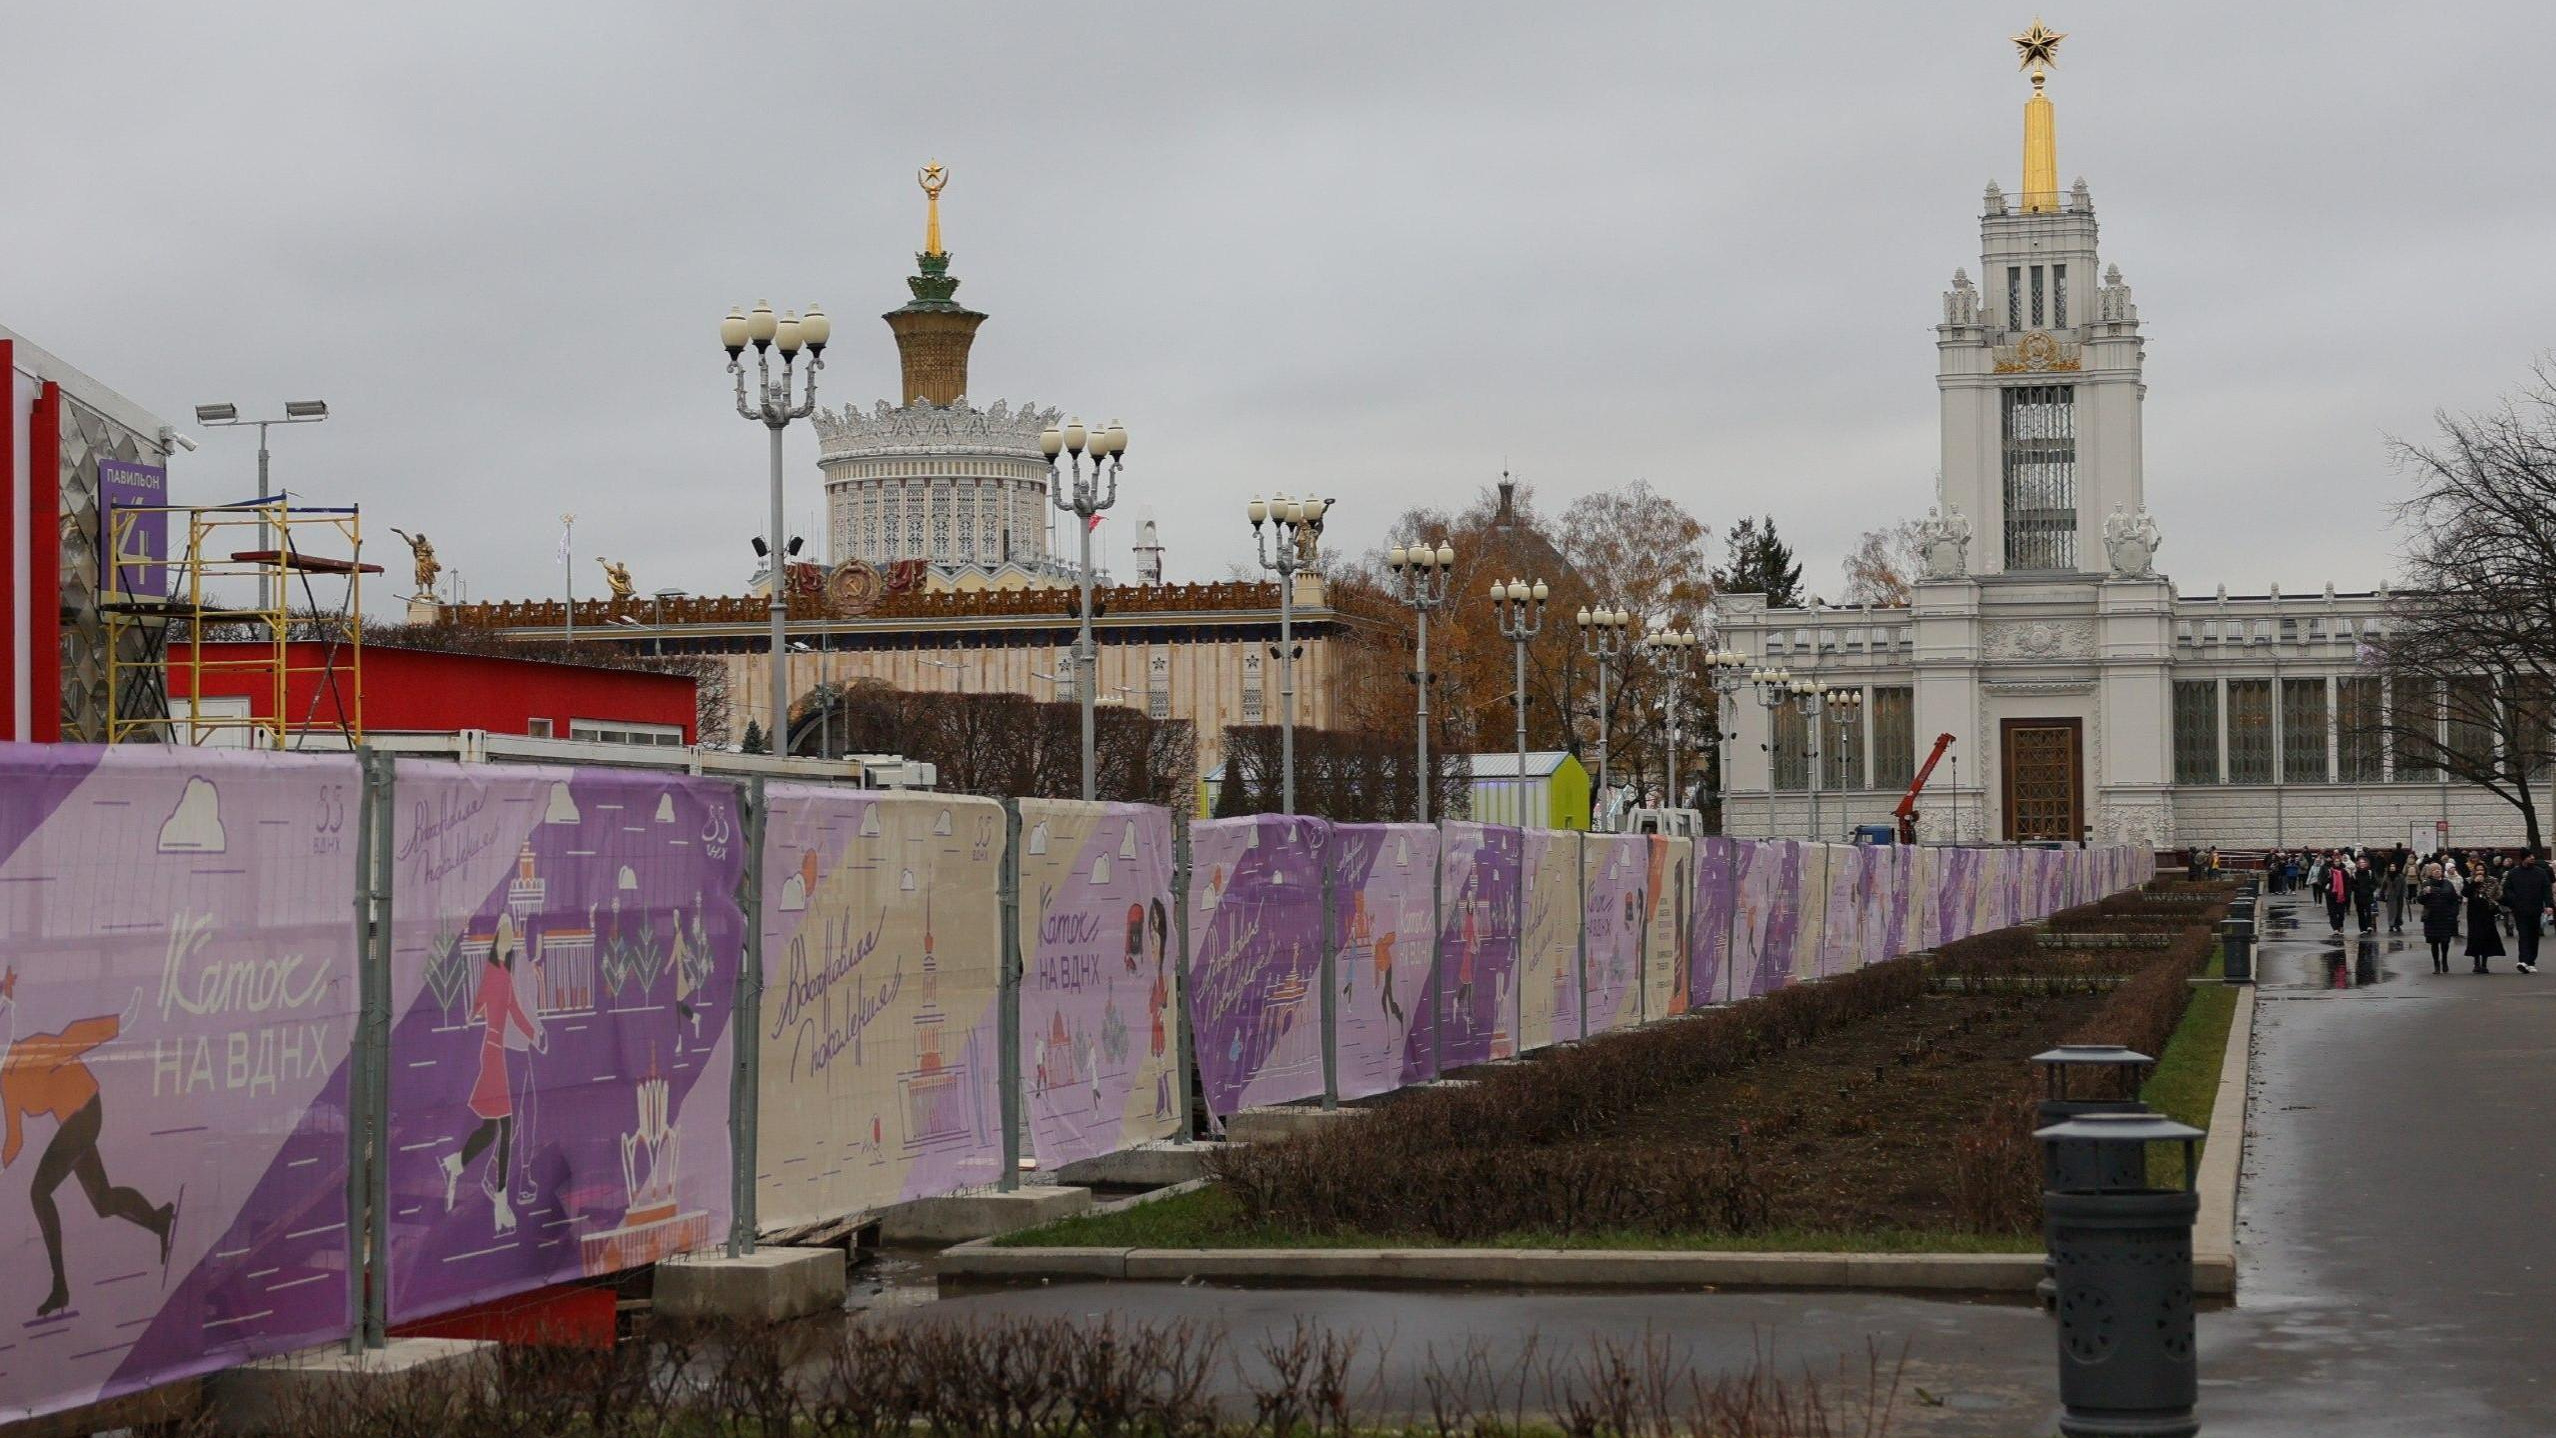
[0,971,177,1318]
[441,916,546,1233]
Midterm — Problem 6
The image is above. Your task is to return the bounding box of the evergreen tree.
[741,719,770,755]
[1713,515,1804,608]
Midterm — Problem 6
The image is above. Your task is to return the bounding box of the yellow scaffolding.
[103,500,373,748]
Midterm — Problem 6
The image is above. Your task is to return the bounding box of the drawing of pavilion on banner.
[465,842,597,1018]
[900,880,974,1152]
[575,1063,711,1275]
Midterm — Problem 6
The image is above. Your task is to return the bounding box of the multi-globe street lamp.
[721,299,829,758]
[1247,493,1328,814]
[1646,626,1700,812]
[1490,577,1550,826]
[1576,604,1636,830]
[1386,539,1457,822]
[1750,667,1812,837]
[1040,416,1128,801]
[1701,646,1751,832]
[1822,686,1865,840]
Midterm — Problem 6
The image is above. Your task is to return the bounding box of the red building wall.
[175,643,696,743]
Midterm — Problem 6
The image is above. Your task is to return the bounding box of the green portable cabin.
[1466,750,1590,830]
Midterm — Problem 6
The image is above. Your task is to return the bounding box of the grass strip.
[2141,980,2239,1188]
[994,1185,2038,1253]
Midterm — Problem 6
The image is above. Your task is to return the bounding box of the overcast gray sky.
[7,2,2550,609]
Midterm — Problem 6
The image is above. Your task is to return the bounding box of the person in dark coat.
[2323,853,2351,933]
[2505,849,2552,975]
[2417,863,2463,974]
[2350,858,2379,934]
[2465,861,2507,973]
[2383,859,2410,934]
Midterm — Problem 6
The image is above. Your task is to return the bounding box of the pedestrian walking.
[2324,853,2351,934]
[2418,863,2462,974]
[2383,859,2409,934]
[2465,861,2507,974]
[2504,848,2551,975]
[2351,857,2378,934]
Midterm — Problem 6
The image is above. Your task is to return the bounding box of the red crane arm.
[1895,733,1958,842]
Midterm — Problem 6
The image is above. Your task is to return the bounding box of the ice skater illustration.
[1146,899,1175,1119]
[1,972,178,1318]
[442,915,547,1233]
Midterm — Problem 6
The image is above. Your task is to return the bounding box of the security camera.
[159,427,198,454]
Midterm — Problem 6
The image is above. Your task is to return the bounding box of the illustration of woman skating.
[1,973,176,1317]
[441,914,545,1233]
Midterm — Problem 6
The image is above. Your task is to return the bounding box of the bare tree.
[1841,519,1927,608]
[2370,361,2556,848]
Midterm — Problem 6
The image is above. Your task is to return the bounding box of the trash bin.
[2035,1110,2206,1438]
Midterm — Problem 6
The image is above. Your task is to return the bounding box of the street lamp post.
[192,400,329,613]
[1821,686,1864,840]
[1041,416,1128,802]
[1248,493,1329,814]
[1702,647,1751,834]
[1751,667,1801,837]
[1491,577,1549,826]
[722,300,829,758]
[1647,627,1699,811]
[1387,539,1457,822]
[1576,605,1635,830]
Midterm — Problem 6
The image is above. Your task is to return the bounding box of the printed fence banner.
[1433,824,1521,1071]
[1911,842,1942,955]
[1517,830,1580,1050]
[1817,844,1864,978]
[1187,816,1327,1120]
[383,763,743,1323]
[1327,824,1438,1097]
[1018,801,1180,1169]
[0,747,358,1424]
[1936,846,1977,944]
[1580,834,1645,1032]
[1729,840,1791,1000]
[1791,844,1832,985]
[1641,836,1692,1020]
[1690,837,1738,1009]
[755,788,1004,1233]
[1873,845,1910,966]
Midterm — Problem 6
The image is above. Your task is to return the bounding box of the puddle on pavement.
[848,1246,944,1310]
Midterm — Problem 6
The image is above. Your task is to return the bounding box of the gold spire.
[919,161,949,256]
[2012,19,2065,212]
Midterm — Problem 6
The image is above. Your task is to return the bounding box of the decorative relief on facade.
[1992,329,2081,373]
[1918,505,1974,579]
[1982,620,2096,662]
[1984,679,2097,697]
[813,397,1063,456]
[2095,796,2171,849]
[2102,503,2163,577]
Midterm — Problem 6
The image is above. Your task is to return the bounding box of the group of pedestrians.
[2263,845,2552,975]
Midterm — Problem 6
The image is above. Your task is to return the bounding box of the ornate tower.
[818,165,1065,578]
[883,163,987,407]
[1933,20,2146,576]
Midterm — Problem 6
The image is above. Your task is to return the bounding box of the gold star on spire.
[2012,18,2066,82]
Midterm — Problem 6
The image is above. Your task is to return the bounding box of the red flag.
[1086,513,1106,533]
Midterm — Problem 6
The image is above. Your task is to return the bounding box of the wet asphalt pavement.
[875,894,2556,1435]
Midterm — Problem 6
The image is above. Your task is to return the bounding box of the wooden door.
[2001,717,2084,842]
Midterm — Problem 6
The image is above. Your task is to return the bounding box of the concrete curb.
[2190,982,2256,1296]
[938,1243,2049,1294]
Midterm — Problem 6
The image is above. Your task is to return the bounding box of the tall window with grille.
[2337,676,2384,781]
[1870,686,1916,792]
[2281,678,2329,783]
[1772,704,1810,791]
[2509,676,2554,780]
[2227,680,2274,783]
[2393,678,2440,782]
[2172,681,2219,785]
[2446,677,2498,775]
[1821,697,1863,792]
[2001,385,2078,570]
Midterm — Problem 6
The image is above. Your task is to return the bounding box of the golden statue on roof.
[919,161,949,256]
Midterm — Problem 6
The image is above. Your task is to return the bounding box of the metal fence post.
[1575,830,1590,1040]
[998,800,1024,1191]
[1172,818,1195,1145]
[1429,821,1446,1079]
[727,777,765,1257]
[344,749,376,1355]
[357,749,395,1350]
[1318,823,1339,1109]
